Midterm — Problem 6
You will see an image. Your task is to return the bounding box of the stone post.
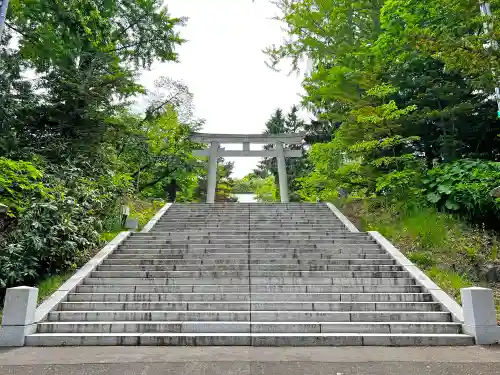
[207,141,220,204]
[0,286,39,346]
[461,287,500,345]
[275,141,289,203]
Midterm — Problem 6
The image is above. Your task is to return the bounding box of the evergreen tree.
[255,106,310,201]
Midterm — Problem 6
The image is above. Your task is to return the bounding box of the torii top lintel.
[190,132,304,144]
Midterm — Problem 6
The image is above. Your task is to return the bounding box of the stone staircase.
[26,203,473,346]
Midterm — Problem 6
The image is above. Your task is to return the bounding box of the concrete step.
[101,258,397,266]
[89,270,410,278]
[165,216,337,219]
[115,249,384,256]
[127,233,370,239]
[112,249,386,255]
[154,222,347,226]
[76,284,423,294]
[66,292,432,303]
[130,234,360,239]
[111,252,387,258]
[36,321,462,334]
[187,222,346,225]
[165,214,339,216]
[133,229,368,232]
[151,227,350,231]
[155,220,344,224]
[116,245,383,252]
[45,310,451,323]
[120,239,374,246]
[58,301,441,312]
[96,264,403,272]
[124,238,374,244]
[109,253,391,260]
[82,277,417,286]
[25,332,474,346]
[123,240,376,247]
[29,202,472,347]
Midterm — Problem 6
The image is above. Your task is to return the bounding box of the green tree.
[193,159,237,202]
[2,0,184,165]
[267,0,500,204]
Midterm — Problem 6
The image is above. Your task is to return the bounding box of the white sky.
[139,0,306,178]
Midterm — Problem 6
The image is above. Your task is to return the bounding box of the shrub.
[422,159,500,227]
[0,193,102,289]
[0,162,130,292]
[0,158,48,217]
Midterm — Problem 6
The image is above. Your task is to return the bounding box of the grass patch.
[37,273,73,304]
[100,230,122,243]
[128,199,164,230]
[337,198,500,318]
[426,267,473,300]
[0,272,73,321]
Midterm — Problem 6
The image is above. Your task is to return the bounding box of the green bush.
[0,162,132,294]
[0,158,48,217]
[423,159,500,226]
[0,192,102,289]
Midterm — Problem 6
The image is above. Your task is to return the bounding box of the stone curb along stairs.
[24,202,474,346]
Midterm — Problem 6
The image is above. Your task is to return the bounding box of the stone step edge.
[25,332,474,347]
[59,301,440,305]
[25,332,471,339]
[68,292,428,296]
[37,321,460,325]
[48,310,450,314]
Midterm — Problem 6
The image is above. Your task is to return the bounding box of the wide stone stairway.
[26,203,473,346]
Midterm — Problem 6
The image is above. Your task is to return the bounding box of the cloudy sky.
[140,0,306,178]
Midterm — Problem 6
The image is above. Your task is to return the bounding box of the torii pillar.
[206,141,220,204]
[275,141,289,203]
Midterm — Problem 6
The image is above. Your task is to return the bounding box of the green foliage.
[37,273,73,304]
[0,0,208,302]
[233,177,254,194]
[338,198,493,300]
[426,267,473,300]
[296,141,344,201]
[407,251,436,269]
[375,169,424,201]
[100,231,122,243]
[233,173,271,194]
[2,0,187,166]
[269,0,500,206]
[129,200,165,230]
[255,176,279,202]
[0,158,47,216]
[191,159,237,203]
[0,186,103,288]
[298,91,422,199]
[423,159,500,226]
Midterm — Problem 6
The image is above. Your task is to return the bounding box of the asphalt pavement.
[0,346,499,375]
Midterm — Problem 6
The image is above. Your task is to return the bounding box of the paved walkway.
[0,347,499,374]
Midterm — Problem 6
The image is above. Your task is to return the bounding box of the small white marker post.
[0,286,39,346]
[461,287,500,344]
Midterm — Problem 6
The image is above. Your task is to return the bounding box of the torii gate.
[190,133,304,203]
